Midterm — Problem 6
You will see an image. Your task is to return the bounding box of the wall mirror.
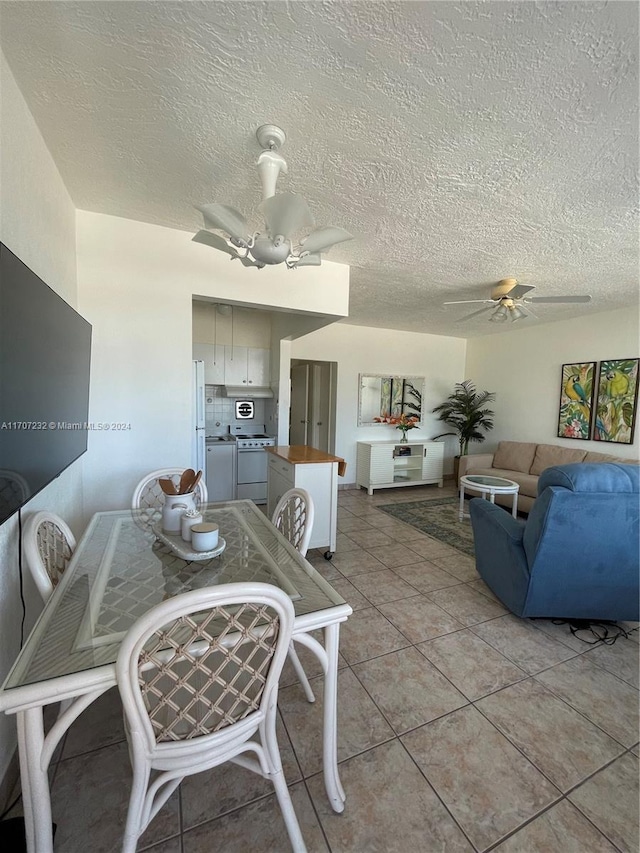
[358,374,425,426]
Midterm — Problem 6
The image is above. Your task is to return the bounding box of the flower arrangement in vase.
[374,413,420,442]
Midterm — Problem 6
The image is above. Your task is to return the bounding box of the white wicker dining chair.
[22,510,77,604]
[131,468,208,511]
[272,489,316,704]
[131,468,208,529]
[116,582,307,853]
[272,488,315,558]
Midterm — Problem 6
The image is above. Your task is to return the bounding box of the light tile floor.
[9,485,640,851]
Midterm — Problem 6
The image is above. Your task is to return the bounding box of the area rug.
[377,497,475,557]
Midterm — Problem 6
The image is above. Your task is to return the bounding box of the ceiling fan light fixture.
[194,124,353,270]
[250,234,291,265]
[509,305,525,321]
[489,304,509,322]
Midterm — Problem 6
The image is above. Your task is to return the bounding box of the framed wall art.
[557,362,596,440]
[390,377,404,417]
[593,358,639,444]
[357,375,425,426]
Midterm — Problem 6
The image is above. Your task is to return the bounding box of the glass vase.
[399,431,408,443]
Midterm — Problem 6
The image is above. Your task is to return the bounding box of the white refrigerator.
[192,360,206,473]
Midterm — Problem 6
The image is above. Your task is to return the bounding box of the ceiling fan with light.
[444,278,592,323]
[193,124,353,269]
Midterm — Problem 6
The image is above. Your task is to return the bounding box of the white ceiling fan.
[444,278,592,323]
[193,124,353,269]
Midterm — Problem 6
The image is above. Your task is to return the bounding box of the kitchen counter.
[265,445,345,467]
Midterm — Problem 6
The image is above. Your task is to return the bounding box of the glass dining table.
[0,500,352,853]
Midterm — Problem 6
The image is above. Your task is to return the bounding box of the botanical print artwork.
[594,358,640,444]
[557,362,596,440]
[403,381,422,419]
[391,377,404,417]
[380,377,392,419]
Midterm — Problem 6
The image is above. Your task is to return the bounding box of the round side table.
[459,474,519,521]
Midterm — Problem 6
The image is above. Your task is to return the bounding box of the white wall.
[466,308,640,459]
[290,323,468,478]
[0,54,81,784]
[76,211,350,519]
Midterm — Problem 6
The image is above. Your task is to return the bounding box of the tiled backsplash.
[205,385,267,435]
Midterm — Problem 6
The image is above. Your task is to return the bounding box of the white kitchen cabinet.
[193,343,225,385]
[356,440,444,496]
[266,447,342,556]
[224,346,270,387]
[205,442,236,502]
[247,346,270,386]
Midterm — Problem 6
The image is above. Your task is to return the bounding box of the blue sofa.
[469,463,640,621]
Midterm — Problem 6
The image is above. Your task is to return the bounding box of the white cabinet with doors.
[193,343,225,385]
[356,440,444,496]
[223,346,270,387]
[266,446,343,558]
[192,344,270,387]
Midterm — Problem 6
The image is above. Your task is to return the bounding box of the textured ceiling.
[1,1,638,337]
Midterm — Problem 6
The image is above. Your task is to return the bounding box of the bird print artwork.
[558,363,595,440]
[594,359,639,444]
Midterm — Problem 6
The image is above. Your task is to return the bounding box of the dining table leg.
[322,622,346,812]
[16,706,54,853]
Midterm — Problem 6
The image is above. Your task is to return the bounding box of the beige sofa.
[458,440,636,513]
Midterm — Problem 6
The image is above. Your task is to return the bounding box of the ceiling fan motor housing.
[491,278,519,300]
[250,235,291,264]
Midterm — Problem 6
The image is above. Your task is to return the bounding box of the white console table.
[356,440,444,496]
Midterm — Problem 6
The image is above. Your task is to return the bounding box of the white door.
[309,362,332,452]
[290,363,310,445]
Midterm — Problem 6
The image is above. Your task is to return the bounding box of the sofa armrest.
[458,453,495,479]
[468,499,531,616]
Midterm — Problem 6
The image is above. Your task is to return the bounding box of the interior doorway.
[289,360,337,452]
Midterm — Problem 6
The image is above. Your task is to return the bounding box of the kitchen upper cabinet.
[193,343,225,384]
[247,347,270,386]
[224,346,270,387]
[193,343,270,387]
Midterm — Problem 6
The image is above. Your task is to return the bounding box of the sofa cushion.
[493,441,537,474]
[501,472,539,499]
[530,444,586,476]
[582,450,637,464]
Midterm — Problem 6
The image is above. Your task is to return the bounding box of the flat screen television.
[0,242,92,525]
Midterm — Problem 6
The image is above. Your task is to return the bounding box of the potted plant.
[432,380,496,481]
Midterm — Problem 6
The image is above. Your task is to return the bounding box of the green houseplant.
[432,381,496,476]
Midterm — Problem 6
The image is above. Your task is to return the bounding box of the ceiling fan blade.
[239,256,265,269]
[195,204,250,244]
[294,253,322,267]
[260,192,314,239]
[527,295,592,304]
[300,226,353,255]
[192,230,239,258]
[456,305,496,322]
[507,284,535,299]
[443,299,495,306]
